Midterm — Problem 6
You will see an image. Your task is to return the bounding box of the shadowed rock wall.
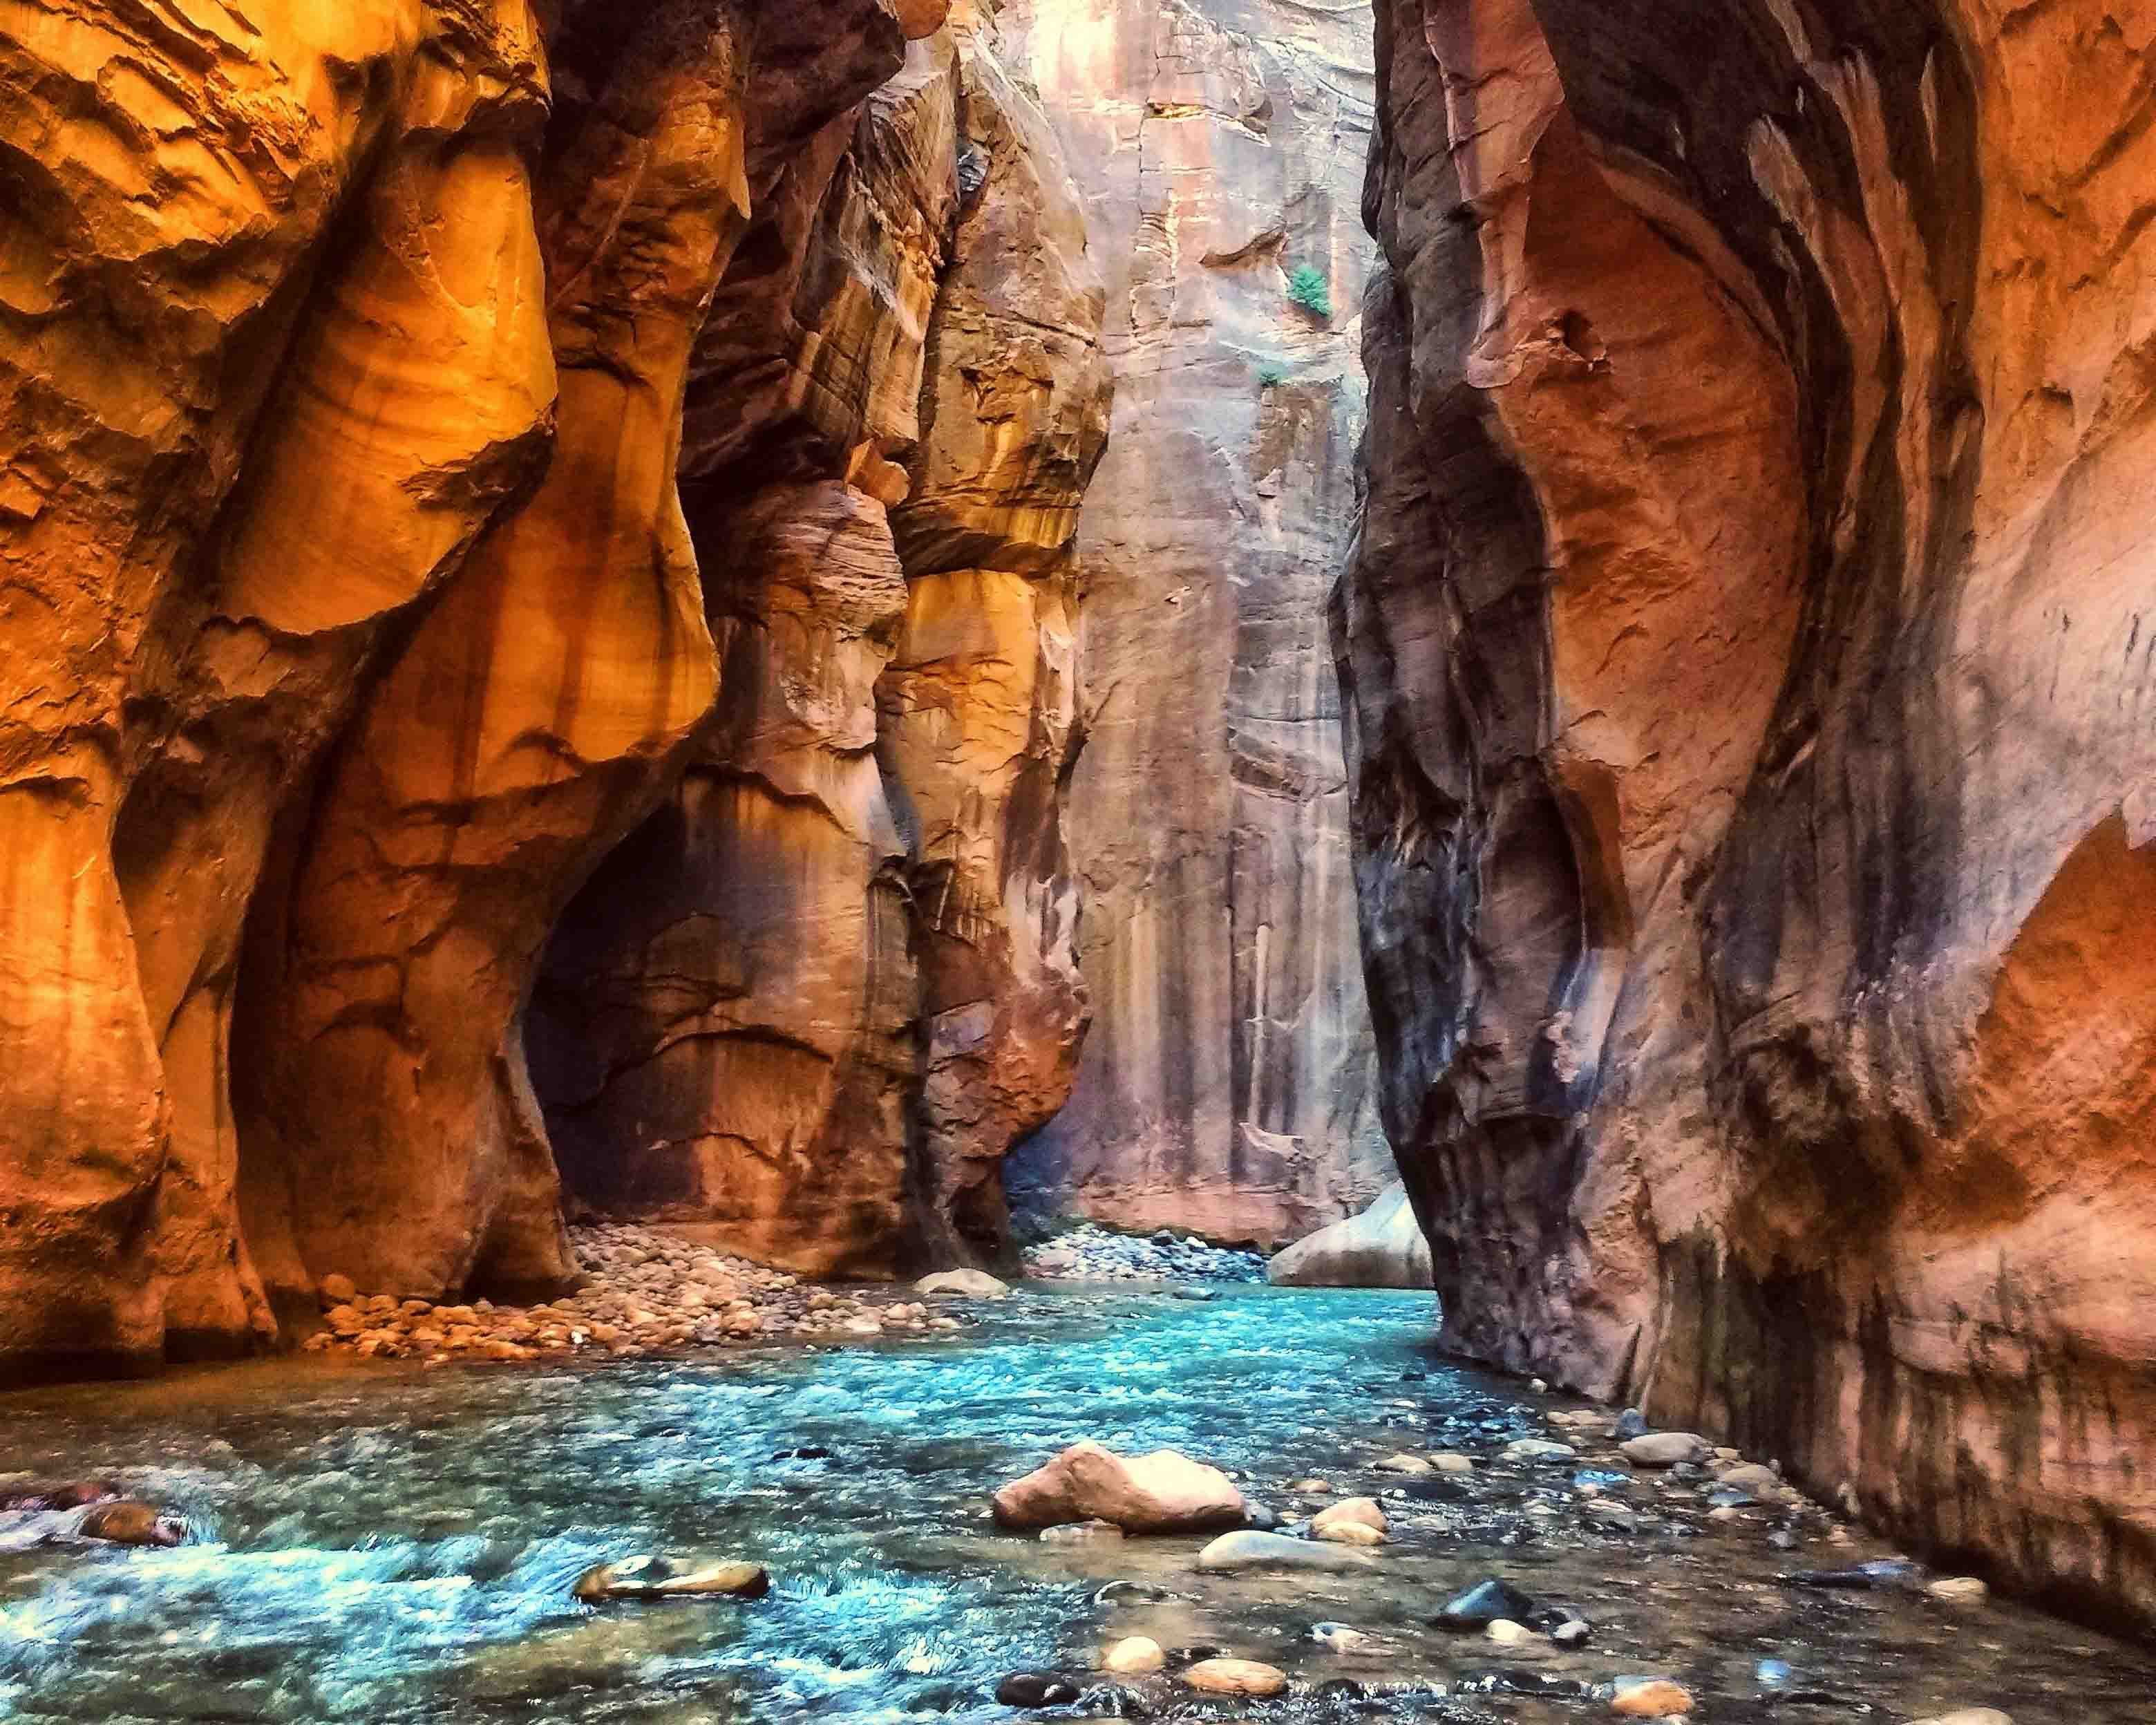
[996,0,1396,1247]
[1345,0,2156,1628]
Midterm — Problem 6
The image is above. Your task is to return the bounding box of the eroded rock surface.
[0,0,1125,1376]
[1344,0,2156,1627]
[529,10,1111,1272]
[998,0,1396,1246]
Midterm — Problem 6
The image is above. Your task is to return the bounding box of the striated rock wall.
[527,10,1111,1273]
[0,0,1130,1379]
[996,0,1396,1247]
[1346,0,2156,1626]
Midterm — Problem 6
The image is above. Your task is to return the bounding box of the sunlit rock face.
[0,0,978,1379]
[527,12,1111,1272]
[994,0,1397,1247]
[1345,0,2156,1625]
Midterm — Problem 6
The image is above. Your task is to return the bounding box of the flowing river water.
[1,1285,2150,1722]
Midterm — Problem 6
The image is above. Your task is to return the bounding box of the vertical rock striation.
[3,0,1126,1376]
[1346,0,2156,1627]
[526,8,1111,1272]
[999,0,1396,1247]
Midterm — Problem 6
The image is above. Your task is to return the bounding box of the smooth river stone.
[1197,1530,1378,1574]
[1182,1658,1286,1697]
[572,1556,769,1603]
[993,1440,1243,1532]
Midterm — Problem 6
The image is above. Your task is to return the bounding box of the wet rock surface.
[3,1288,2149,1722]
[1341,0,2156,1630]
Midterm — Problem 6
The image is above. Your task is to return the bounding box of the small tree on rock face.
[1285,264,1332,321]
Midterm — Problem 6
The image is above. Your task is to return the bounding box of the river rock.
[1486,1619,1533,1645]
[1911,1713,2013,1725]
[1785,1559,1922,1592]
[1928,1576,1990,1603]
[0,1482,115,1513]
[1040,1520,1124,1546]
[1375,1453,1433,1475]
[572,1556,769,1603]
[1504,1438,1577,1462]
[996,1672,1083,1706]
[1431,1453,1475,1474]
[1197,1530,1379,1574]
[916,1270,1009,1299]
[1435,1577,1535,1629]
[1611,1677,1696,1717]
[1104,1636,1164,1675]
[1714,1463,1781,1498]
[1315,1519,1385,1546]
[1265,1185,1435,1288]
[1182,1658,1286,1697]
[1621,1433,1713,1469]
[993,1441,1244,1532]
[78,1502,186,1547]
[1312,1622,1375,1652]
[1310,1497,1386,1537]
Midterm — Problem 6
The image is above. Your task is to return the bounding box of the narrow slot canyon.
[2,1,2155,1719]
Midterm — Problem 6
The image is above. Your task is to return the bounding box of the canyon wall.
[0,0,1109,1379]
[994,0,1396,1246]
[1345,0,2156,1625]
[529,10,1111,1273]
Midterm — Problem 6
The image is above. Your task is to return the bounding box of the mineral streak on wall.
[999,0,1397,1247]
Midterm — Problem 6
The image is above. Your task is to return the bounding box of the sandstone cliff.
[994,0,1397,1247]
[529,16,1111,1273]
[1345,0,2156,1626]
[0,0,1121,1377]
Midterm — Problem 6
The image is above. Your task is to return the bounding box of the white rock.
[915,1269,1009,1299]
[1104,1636,1164,1675]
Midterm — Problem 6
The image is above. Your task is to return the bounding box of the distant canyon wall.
[0,0,1106,1380]
[996,0,1396,1247]
[1345,0,2156,1626]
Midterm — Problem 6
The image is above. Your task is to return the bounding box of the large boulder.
[992,1441,1244,1532]
[1266,1185,1434,1288]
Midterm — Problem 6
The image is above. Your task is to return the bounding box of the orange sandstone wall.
[0,0,1122,1377]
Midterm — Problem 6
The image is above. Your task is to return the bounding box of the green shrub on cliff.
[1285,264,1332,320]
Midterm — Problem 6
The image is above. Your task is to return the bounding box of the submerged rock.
[993,1440,1243,1532]
[79,1502,187,1547]
[0,1482,115,1514]
[1784,1558,1922,1592]
[1040,1520,1124,1547]
[995,1672,1083,1706]
[1197,1530,1378,1574]
[572,1556,769,1603]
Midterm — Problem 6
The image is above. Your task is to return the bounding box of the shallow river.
[2,1286,2150,1722]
